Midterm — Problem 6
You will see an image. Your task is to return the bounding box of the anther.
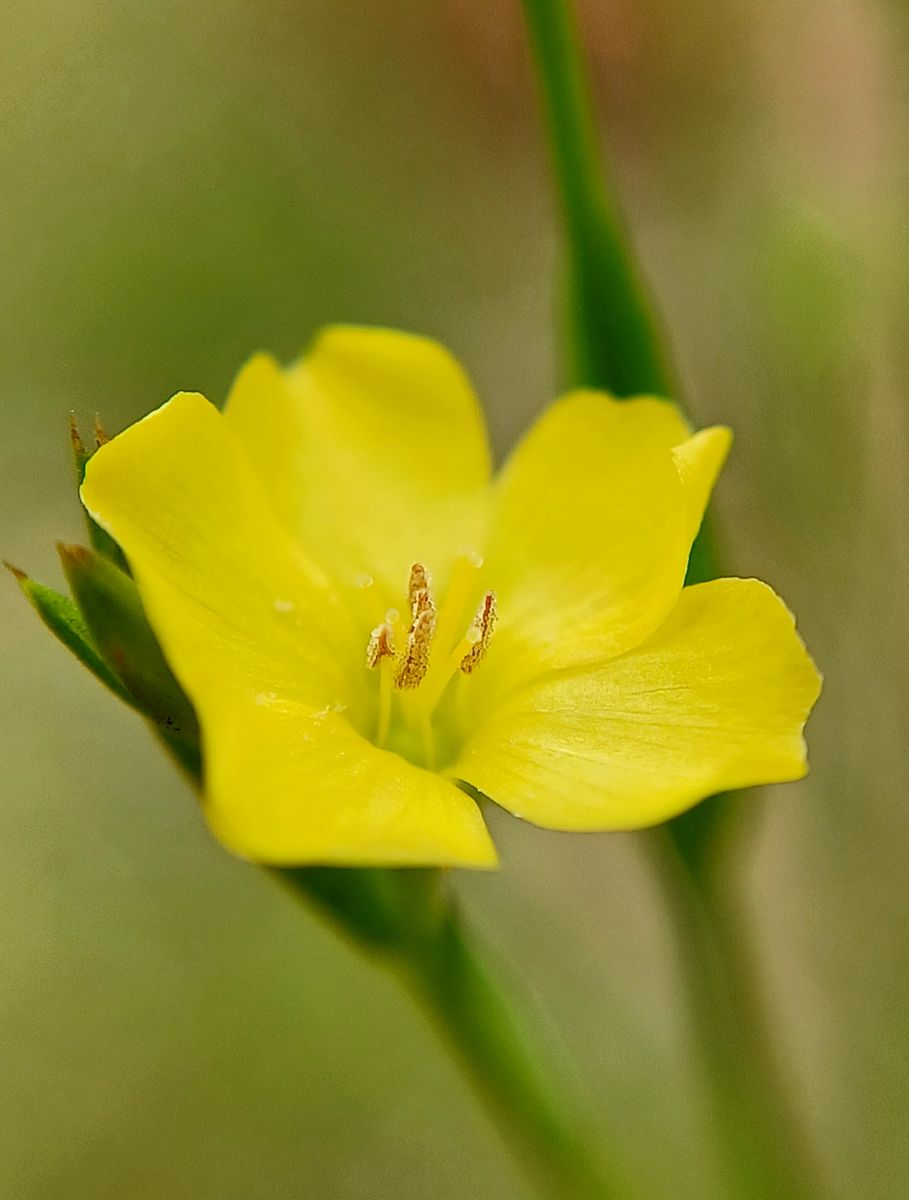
[407,562,431,606]
[392,563,438,689]
[395,606,436,689]
[460,591,496,674]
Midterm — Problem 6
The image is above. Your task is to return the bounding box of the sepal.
[57,544,199,752]
[4,561,135,705]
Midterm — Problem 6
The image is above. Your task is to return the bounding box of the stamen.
[460,591,496,674]
[393,564,437,690]
[395,606,436,689]
[417,710,435,770]
[366,621,396,746]
[362,562,496,755]
[376,658,393,746]
[407,562,431,608]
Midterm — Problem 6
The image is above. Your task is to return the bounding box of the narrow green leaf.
[5,561,135,705]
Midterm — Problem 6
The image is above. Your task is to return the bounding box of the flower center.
[364,556,496,768]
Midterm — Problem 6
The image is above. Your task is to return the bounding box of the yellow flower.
[81,327,821,869]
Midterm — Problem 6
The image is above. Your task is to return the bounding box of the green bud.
[5,560,134,705]
[69,415,131,574]
[57,544,199,757]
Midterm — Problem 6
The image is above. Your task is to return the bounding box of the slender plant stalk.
[650,831,821,1200]
[277,866,636,1200]
[400,899,634,1200]
[519,0,673,396]
[520,1,823,1196]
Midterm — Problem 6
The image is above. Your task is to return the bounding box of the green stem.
[520,0,673,395]
[650,831,822,1199]
[277,866,636,1200]
[402,900,632,1200]
[519,3,824,1198]
[521,0,733,879]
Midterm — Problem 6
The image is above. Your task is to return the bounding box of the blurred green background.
[2,1,906,1197]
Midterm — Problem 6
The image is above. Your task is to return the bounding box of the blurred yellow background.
[2,1,906,1197]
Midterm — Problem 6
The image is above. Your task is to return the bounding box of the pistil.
[366,618,396,745]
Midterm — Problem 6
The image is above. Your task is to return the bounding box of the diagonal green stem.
[400,898,633,1200]
[520,0,673,395]
[276,866,637,1200]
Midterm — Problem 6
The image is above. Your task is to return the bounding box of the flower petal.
[224,327,492,599]
[82,392,495,867]
[479,391,731,688]
[673,425,732,539]
[206,693,496,866]
[455,578,821,831]
[81,392,362,720]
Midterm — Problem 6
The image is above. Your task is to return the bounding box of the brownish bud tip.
[93,414,110,447]
[69,413,87,455]
[3,560,27,581]
[56,542,93,567]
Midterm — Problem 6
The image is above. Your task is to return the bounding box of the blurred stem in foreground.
[278,867,636,1200]
[649,830,821,1200]
[520,1,822,1197]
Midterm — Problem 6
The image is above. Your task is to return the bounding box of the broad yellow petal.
[479,392,730,693]
[206,692,496,867]
[225,327,492,600]
[455,578,821,830]
[82,393,495,867]
[673,425,732,539]
[81,392,362,721]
